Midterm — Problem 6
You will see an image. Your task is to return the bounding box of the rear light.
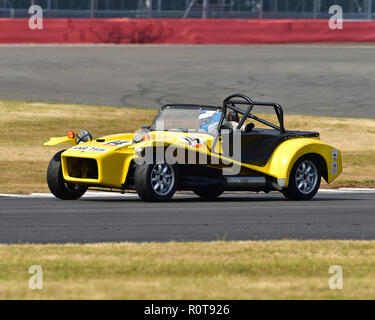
[67,131,75,139]
[142,134,150,141]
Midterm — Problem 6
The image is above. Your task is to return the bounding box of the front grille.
[65,157,98,179]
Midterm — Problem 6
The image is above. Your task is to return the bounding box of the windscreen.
[152,107,222,133]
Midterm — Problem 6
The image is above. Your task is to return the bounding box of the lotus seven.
[44,94,342,201]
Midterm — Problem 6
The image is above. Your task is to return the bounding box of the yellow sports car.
[44,94,342,201]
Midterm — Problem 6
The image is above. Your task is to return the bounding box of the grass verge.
[1,240,375,300]
[0,100,374,193]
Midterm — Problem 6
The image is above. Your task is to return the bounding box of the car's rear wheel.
[282,155,321,200]
[47,150,87,200]
[135,162,177,202]
[194,188,223,200]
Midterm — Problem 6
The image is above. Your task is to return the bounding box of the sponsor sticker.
[332,149,338,161]
[71,146,109,153]
[331,162,338,175]
[178,136,203,146]
[102,140,131,147]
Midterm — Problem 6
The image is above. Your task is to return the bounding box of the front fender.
[266,138,342,187]
[44,136,75,146]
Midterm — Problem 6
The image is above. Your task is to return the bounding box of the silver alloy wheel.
[150,162,175,196]
[295,160,318,194]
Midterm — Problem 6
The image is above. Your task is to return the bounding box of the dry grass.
[1,240,375,300]
[0,101,156,193]
[0,100,374,193]
[285,115,375,187]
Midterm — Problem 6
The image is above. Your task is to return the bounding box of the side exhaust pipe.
[225,176,266,188]
[180,176,277,191]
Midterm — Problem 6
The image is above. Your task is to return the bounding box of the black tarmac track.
[1,192,374,243]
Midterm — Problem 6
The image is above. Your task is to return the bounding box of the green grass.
[1,241,375,299]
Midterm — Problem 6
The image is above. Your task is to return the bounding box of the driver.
[199,110,221,132]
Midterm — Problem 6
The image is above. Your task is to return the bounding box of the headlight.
[132,133,150,144]
[75,130,92,144]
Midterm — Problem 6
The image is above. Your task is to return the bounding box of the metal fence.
[0,0,374,19]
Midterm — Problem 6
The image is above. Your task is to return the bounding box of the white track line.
[0,192,139,199]
[319,188,375,194]
[1,188,375,198]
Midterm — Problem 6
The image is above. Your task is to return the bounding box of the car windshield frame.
[149,104,224,135]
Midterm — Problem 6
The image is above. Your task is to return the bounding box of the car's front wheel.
[282,155,321,201]
[134,162,177,202]
[47,150,87,200]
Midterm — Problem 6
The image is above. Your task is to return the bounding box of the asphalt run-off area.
[0,44,374,118]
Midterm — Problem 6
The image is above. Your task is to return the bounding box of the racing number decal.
[102,140,131,147]
[71,146,109,153]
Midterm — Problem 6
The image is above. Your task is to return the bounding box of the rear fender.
[266,138,342,187]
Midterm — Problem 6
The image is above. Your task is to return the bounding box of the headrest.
[227,112,239,122]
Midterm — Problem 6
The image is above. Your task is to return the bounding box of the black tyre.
[282,155,321,200]
[47,150,87,200]
[193,188,223,200]
[134,162,177,202]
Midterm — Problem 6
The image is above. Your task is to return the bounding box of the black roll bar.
[221,94,286,134]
